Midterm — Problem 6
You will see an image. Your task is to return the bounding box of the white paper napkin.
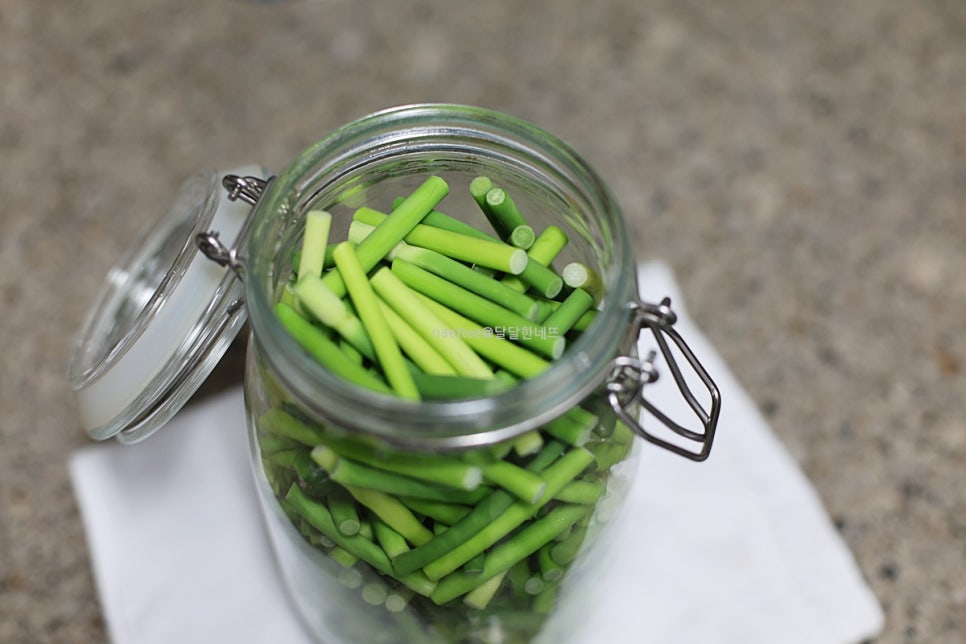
[69,261,884,644]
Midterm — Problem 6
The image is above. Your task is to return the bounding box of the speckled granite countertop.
[1,1,963,642]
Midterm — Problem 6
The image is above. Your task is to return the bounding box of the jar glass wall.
[242,105,643,643]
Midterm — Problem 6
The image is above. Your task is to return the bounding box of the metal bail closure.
[68,165,269,444]
[605,297,722,461]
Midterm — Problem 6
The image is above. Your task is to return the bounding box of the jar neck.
[244,104,638,449]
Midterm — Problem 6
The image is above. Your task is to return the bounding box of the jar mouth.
[245,104,637,449]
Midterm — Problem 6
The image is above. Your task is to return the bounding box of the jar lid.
[68,166,266,443]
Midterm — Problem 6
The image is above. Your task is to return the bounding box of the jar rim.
[245,104,638,449]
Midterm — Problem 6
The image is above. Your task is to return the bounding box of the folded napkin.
[69,261,884,644]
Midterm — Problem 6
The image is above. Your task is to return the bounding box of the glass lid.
[68,165,266,443]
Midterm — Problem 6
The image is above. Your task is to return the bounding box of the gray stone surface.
[1,1,964,642]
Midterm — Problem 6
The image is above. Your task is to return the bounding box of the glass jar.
[70,104,720,643]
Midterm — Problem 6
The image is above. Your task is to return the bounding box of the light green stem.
[421,447,594,581]
[391,440,566,577]
[372,518,411,559]
[501,225,569,296]
[259,407,326,445]
[353,207,528,274]
[410,373,511,400]
[562,262,605,304]
[429,504,589,604]
[285,484,393,574]
[342,484,435,547]
[297,210,332,282]
[478,460,547,504]
[463,570,507,610]
[469,175,498,232]
[322,175,449,297]
[413,292,550,379]
[543,408,599,447]
[392,196,499,243]
[485,186,535,249]
[537,542,564,581]
[376,298,456,376]
[292,275,375,360]
[542,287,595,336]
[512,430,544,457]
[312,446,484,503]
[317,441,484,493]
[394,244,540,320]
[274,302,390,394]
[397,497,470,525]
[392,258,564,360]
[553,479,605,504]
[333,242,419,399]
[327,486,362,536]
[370,268,494,379]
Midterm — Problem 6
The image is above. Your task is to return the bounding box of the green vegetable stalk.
[500,224,568,297]
[333,242,420,399]
[353,207,528,274]
[321,175,449,298]
[259,174,637,638]
[370,268,494,380]
[296,210,332,283]
[391,258,564,360]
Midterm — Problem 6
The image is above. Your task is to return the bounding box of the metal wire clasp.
[222,174,269,206]
[606,297,721,461]
[195,174,271,279]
